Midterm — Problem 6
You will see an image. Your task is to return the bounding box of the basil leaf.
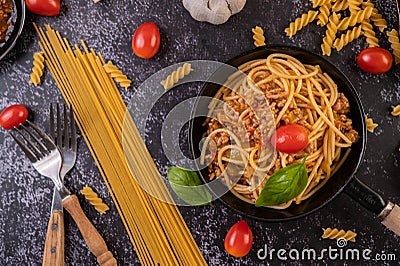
[167,166,213,207]
[255,159,308,207]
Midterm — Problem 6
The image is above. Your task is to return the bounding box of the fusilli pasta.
[160,63,193,90]
[332,0,349,12]
[391,105,400,116]
[337,6,373,31]
[322,228,357,242]
[252,26,266,47]
[285,0,390,56]
[387,29,400,64]
[285,10,319,38]
[29,52,45,86]
[333,25,363,51]
[348,0,362,14]
[362,1,387,32]
[361,20,379,47]
[317,4,331,26]
[365,115,378,133]
[80,186,110,215]
[103,61,131,90]
[321,13,341,56]
[311,0,332,8]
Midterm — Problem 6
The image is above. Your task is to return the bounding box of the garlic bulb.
[182,0,247,25]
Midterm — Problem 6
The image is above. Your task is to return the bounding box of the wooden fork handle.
[42,210,64,266]
[378,201,400,236]
[62,195,117,266]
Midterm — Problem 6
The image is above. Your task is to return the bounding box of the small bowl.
[190,46,366,221]
[0,0,25,60]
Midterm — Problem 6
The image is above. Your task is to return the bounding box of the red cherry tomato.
[132,22,161,59]
[357,47,393,74]
[224,220,253,258]
[271,124,309,154]
[0,104,29,130]
[25,0,60,16]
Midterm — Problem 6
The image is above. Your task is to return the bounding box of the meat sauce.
[0,0,14,43]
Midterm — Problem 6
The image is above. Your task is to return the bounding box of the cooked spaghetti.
[201,54,359,209]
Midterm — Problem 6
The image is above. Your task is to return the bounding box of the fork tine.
[70,105,77,152]
[56,103,62,148]
[50,103,55,141]
[26,120,57,151]
[10,131,39,163]
[64,104,70,149]
[20,124,48,155]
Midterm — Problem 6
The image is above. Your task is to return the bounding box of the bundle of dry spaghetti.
[34,23,206,265]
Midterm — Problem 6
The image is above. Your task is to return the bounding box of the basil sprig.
[167,166,213,207]
[255,158,308,207]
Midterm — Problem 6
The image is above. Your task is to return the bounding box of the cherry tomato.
[357,47,393,74]
[224,220,253,258]
[271,124,308,154]
[25,0,60,16]
[0,104,29,130]
[132,22,161,59]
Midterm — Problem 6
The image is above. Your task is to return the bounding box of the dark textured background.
[1,0,400,265]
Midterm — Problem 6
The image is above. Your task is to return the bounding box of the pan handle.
[344,176,386,214]
[345,177,400,236]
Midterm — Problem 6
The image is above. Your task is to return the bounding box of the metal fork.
[41,103,77,266]
[11,121,64,190]
[12,121,68,266]
[11,121,117,266]
[397,0,400,33]
[50,103,77,184]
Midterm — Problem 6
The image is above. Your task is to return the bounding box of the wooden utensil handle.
[378,201,400,236]
[62,195,117,266]
[42,210,64,266]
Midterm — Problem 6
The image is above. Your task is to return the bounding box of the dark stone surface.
[0,0,400,265]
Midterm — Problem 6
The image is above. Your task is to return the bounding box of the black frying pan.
[190,46,400,234]
[0,0,25,60]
